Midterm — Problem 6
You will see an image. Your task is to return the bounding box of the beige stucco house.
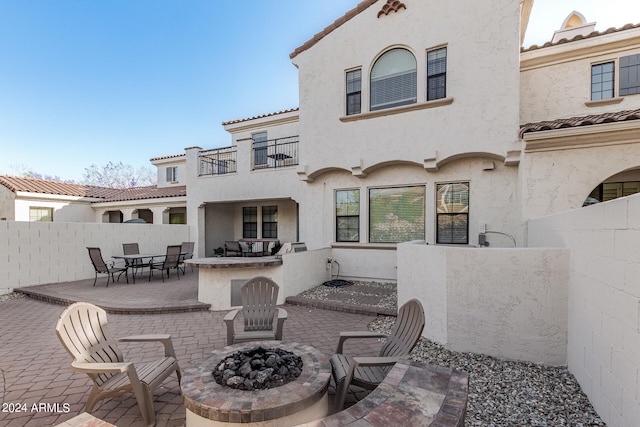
[0,174,186,224]
[184,0,640,276]
[2,2,640,423]
[174,4,640,423]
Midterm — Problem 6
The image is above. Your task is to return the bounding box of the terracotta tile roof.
[519,108,640,137]
[522,23,640,52]
[222,108,299,126]
[290,0,378,59]
[150,153,185,162]
[0,175,187,203]
[0,175,122,199]
[97,185,186,203]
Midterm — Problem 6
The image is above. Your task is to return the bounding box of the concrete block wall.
[0,221,191,294]
[528,193,640,427]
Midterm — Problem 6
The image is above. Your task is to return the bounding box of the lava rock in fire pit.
[213,346,304,390]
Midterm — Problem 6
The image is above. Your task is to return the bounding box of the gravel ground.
[297,280,398,311]
[370,316,605,427]
[0,292,25,302]
[301,281,603,425]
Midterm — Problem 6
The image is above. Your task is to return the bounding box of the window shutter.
[620,54,640,96]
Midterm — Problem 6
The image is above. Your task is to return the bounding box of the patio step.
[285,295,397,316]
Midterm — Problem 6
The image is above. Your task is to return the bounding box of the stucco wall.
[520,139,640,221]
[196,248,330,310]
[520,31,640,124]
[293,0,521,174]
[154,157,187,188]
[397,242,569,365]
[14,197,97,222]
[528,194,640,426]
[0,185,16,220]
[281,248,332,297]
[0,221,190,294]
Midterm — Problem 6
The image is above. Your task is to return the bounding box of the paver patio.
[0,272,382,426]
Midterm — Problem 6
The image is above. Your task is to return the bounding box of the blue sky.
[1,0,639,182]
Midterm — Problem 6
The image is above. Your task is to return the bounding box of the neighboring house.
[184,0,639,272]
[0,175,187,224]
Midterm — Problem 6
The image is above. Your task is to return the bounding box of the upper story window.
[253,132,268,167]
[370,48,417,111]
[591,54,640,101]
[620,54,640,96]
[166,166,178,182]
[427,47,447,101]
[346,69,362,115]
[591,62,614,100]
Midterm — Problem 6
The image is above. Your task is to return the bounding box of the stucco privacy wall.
[0,221,190,294]
[397,242,569,365]
[528,194,640,426]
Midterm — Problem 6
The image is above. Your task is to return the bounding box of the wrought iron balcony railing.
[199,146,237,176]
[252,136,299,170]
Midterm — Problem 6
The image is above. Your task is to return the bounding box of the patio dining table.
[112,253,168,283]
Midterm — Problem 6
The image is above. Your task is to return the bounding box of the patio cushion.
[226,241,241,252]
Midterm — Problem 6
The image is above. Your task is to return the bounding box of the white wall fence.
[0,221,191,294]
[397,242,570,366]
[528,194,640,427]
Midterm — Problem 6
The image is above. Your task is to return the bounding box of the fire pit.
[182,341,330,426]
[213,346,303,390]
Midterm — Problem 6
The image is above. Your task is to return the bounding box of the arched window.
[370,48,417,111]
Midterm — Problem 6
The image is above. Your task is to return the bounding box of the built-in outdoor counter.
[186,257,284,311]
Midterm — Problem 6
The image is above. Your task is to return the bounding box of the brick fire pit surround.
[182,341,331,426]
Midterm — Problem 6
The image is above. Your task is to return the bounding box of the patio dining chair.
[148,245,182,282]
[330,298,425,411]
[123,242,146,282]
[55,302,181,427]
[178,241,194,274]
[87,247,128,287]
[223,276,287,345]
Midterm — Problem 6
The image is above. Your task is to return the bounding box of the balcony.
[252,136,299,170]
[199,146,237,176]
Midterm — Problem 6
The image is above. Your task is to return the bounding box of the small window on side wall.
[427,47,447,101]
[591,62,614,100]
[30,207,53,222]
[166,166,178,182]
[346,69,362,115]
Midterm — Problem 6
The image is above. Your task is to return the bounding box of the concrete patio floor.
[0,271,384,426]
